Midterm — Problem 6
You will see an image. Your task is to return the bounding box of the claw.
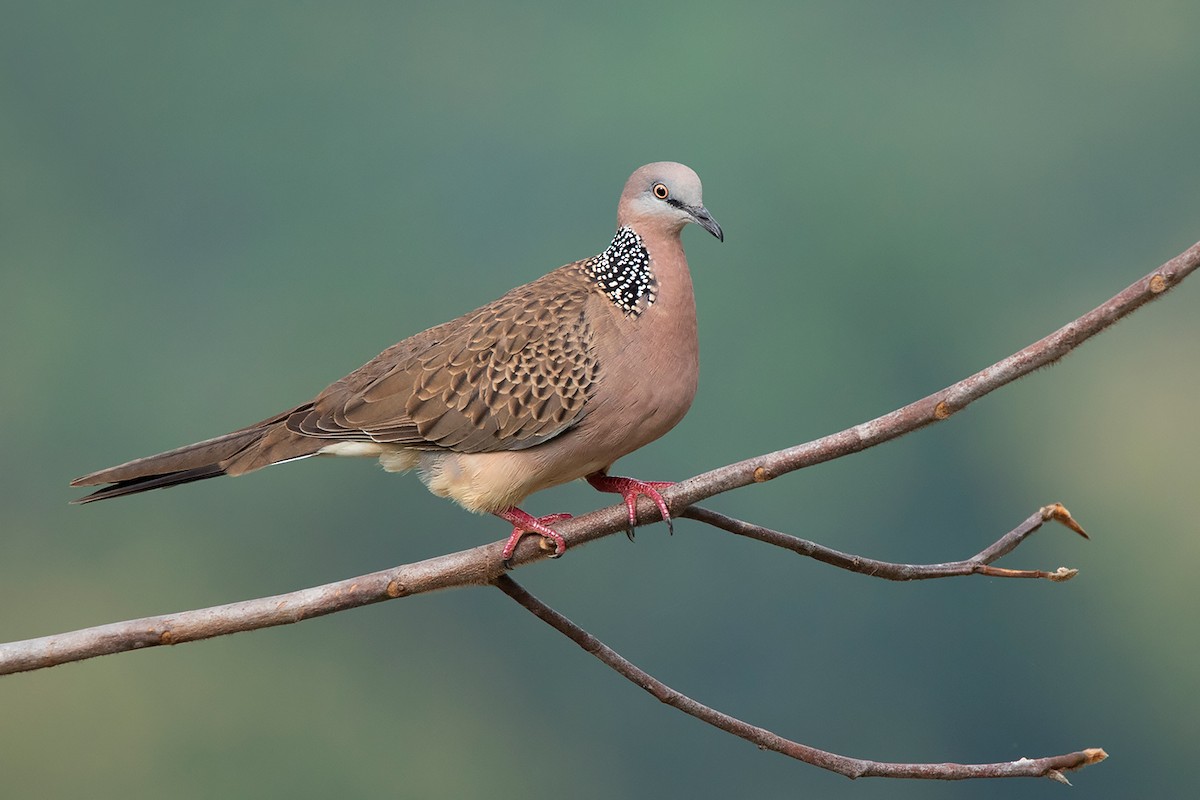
[497,508,572,566]
[586,474,675,536]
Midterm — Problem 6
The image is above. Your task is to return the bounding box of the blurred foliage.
[2,2,1199,798]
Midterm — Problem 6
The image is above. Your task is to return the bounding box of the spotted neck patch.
[580,227,657,316]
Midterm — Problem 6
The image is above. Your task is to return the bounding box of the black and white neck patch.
[580,226,656,316]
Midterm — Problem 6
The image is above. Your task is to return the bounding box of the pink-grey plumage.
[72,162,723,561]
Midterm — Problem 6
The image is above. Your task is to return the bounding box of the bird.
[72,161,723,562]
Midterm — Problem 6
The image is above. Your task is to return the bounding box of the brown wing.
[288,268,600,453]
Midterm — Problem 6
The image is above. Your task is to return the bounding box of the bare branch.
[494,574,1107,781]
[1,240,1197,676]
[683,502,1088,581]
[0,546,503,676]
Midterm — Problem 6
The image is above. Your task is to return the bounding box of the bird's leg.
[496,508,573,564]
[586,472,675,538]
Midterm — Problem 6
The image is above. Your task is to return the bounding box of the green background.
[3,2,1198,798]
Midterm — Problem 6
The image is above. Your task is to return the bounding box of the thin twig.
[494,574,1107,781]
[1,240,1197,676]
[683,502,1088,581]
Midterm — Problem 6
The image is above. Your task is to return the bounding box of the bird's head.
[617,162,723,242]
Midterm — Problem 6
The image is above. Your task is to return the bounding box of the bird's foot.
[586,473,675,538]
[497,508,573,566]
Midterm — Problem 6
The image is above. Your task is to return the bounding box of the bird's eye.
[652,183,669,200]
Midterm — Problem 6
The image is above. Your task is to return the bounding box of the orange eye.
[652,182,669,199]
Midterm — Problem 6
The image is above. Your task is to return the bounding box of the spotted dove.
[72,162,723,561]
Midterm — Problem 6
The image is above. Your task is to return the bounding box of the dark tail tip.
[71,465,227,504]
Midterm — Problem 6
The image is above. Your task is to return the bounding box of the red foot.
[497,508,573,564]
[586,473,675,536]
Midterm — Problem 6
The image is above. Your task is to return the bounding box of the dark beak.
[688,204,724,242]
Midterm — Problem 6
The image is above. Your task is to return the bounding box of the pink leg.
[496,508,573,564]
[586,473,675,537]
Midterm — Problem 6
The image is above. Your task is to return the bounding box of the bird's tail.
[70,405,318,504]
